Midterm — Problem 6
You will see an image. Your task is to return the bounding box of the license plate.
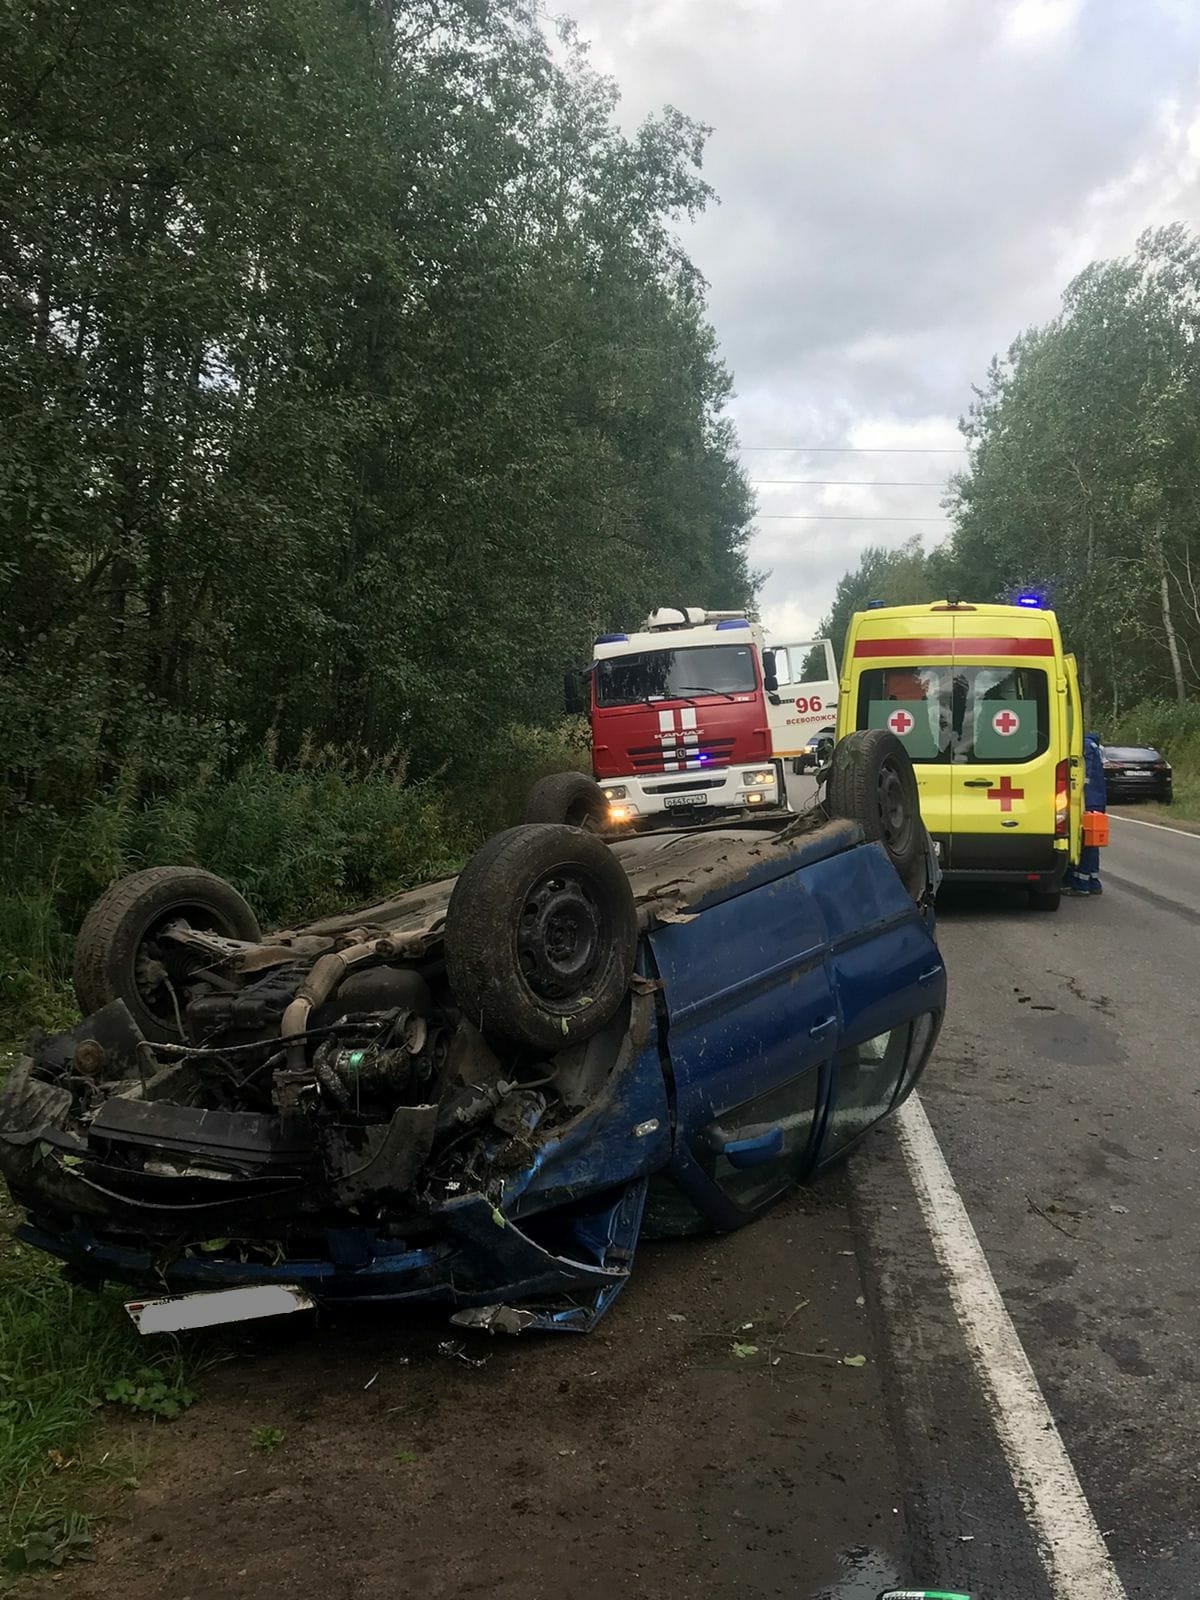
[1123,768,1150,777]
[664,794,708,808]
[125,1283,315,1335]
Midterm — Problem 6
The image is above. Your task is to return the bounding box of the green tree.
[947,225,1200,720]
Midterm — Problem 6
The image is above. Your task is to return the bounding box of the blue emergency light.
[715,619,750,630]
[1014,593,1042,609]
[594,632,628,644]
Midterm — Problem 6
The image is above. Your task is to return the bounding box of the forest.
[822,226,1200,806]
[0,0,754,1019]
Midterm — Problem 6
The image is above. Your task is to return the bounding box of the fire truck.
[574,607,837,827]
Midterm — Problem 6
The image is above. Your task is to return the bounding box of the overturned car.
[0,731,945,1335]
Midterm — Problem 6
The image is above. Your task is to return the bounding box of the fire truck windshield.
[594,644,757,707]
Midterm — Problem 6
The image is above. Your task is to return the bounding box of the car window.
[595,645,756,707]
[823,1027,908,1156]
[856,665,1050,764]
[1104,746,1159,761]
[694,1072,822,1211]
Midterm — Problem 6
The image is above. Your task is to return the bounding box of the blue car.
[0,732,944,1337]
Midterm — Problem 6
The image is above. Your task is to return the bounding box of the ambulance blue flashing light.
[1015,593,1042,609]
[595,632,628,644]
[715,618,750,630]
[867,599,886,609]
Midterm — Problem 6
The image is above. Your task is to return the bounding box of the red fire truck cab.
[583,607,837,827]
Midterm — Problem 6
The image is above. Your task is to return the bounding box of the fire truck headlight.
[742,769,775,786]
[608,802,636,824]
[602,785,627,800]
[744,792,765,806]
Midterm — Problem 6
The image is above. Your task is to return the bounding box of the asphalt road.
[37,809,1200,1600]
[911,813,1200,1597]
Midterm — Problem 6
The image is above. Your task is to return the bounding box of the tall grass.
[0,1211,196,1569]
[0,724,587,1034]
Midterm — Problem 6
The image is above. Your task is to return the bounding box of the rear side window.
[856,666,1050,764]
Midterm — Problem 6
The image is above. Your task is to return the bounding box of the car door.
[799,844,945,1165]
[949,656,1058,849]
[1064,653,1084,859]
[764,639,838,759]
[849,654,956,860]
[648,866,837,1228]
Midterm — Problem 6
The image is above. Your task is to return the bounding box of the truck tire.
[72,867,261,1042]
[523,771,608,830]
[826,729,922,888]
[444,824,637,1052]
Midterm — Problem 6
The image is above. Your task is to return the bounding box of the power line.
[752,478,948,487]
[740,445,968,454]
[754,513,953,523]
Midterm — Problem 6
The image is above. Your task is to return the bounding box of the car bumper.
[0,1002,673,1334]
[1107,780,1171,801]
[931,832,1066,888]
[603,767,782,822]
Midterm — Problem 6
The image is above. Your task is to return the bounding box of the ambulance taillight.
[1054,759,1070,835]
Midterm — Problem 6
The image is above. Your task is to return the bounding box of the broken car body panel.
[0,815,945,1333]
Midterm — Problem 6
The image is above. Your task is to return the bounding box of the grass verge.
[0,1050,200,1580]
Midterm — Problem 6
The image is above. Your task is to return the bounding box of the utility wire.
[741,445,968,454]
[751,478,948,487]
[755,513,952,522]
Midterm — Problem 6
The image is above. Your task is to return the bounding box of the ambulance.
[835,599,1083,909]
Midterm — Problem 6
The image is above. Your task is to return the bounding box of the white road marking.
[896,1095,1127,1600]
[1109,812,1200,840]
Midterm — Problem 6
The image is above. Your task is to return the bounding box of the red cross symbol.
[888,708,915,735]
[987,775,1024,812]
[993,709,1020,736]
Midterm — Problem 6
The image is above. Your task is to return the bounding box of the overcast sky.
[557,0,1200,641]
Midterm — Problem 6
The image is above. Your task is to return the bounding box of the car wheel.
[1029,886,1061,912]
[826,729,922,887]
[523,772,609,830]
[72,867,262,1042]
[444,824,637,1051]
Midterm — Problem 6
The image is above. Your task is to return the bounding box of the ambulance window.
[856,666,1050,763]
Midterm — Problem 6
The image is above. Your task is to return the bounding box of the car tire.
[72,867,262,1041]
[444,824,637,1051]
[1029,886,1061,912]
[523,772,609,830]
[826,729,922,886]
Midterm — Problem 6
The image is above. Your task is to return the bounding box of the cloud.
[559,0,1200,631]
[1000,0,1084,49]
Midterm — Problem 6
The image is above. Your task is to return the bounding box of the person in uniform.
[1064,731,1106,896]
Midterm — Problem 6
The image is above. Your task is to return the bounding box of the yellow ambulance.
[835,599,1083,910]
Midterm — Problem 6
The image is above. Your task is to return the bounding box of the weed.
[104,1368,197,1420]
[252,1426,286,1453]
[394,1448,419,1465]
[0,1225,198,1568]
[1,1509,93,1578]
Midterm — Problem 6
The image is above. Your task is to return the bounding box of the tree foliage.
[0,0,754,809]
[826,227,1200,723]
[947,225,1200,720]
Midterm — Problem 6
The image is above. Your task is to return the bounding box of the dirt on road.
[40,1180,909,1600]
